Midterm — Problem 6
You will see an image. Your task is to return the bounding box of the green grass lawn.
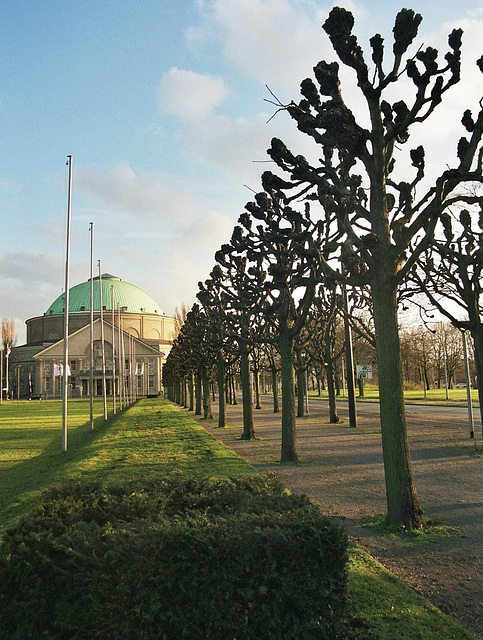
[0,398,254,532]
[310,384,479,406]
[0,398,475,640]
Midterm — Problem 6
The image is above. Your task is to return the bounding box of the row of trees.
[164,8,482,529]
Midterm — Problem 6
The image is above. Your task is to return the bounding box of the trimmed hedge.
[0,476,355,639]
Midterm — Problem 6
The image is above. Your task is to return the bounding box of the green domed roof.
[45,274,164,316]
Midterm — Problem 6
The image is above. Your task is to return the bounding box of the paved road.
[312,395,480,435]
[199,397,482,638]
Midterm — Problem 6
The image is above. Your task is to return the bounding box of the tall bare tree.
[410,204,483,425]
[1,317,17,350]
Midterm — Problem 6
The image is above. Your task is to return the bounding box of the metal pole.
[129,336,132,403]
[461,330,475,439]
[305,368,309,415]
[441,321,449,400]
[62,155,73,453]
[89,222,94,432]
[5,347,9,400]
[118,306,124,409]
[342,279,357,428]
[341,356,345,397]
[131,335,135,403]
[111,285,116,415]
[0,343,3,404]
[98,264,108,420]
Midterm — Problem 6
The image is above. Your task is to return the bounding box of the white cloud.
[185,1,483,185]
[194,0,333,92]
[0,251,66,342]
[0,179,21,193]
[76,163,204,226]
[382,15,483,184]
[69,162,237,315]
[158,68,230,120]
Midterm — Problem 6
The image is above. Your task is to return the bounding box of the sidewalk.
[195,397,482,638]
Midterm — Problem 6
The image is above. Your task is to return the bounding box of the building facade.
[8,274,176,399]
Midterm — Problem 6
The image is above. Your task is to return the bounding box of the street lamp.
[461,330,475,439]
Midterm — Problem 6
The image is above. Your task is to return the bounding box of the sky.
[1,0,482,343]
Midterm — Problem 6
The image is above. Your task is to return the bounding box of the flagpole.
[89,222,94,432]
[62,155,73,453]
[111,285,116,415]
[0,343,3,404]
[98,263,108,421]
[5,345,9,400]
[118,305,123,409]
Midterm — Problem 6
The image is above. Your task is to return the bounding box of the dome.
[45,274,164,316]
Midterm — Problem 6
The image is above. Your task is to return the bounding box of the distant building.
[9,274,176,399]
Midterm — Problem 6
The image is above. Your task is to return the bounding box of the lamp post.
[461,330,475,439]
[342,278,357,428]
[441,322,449,400]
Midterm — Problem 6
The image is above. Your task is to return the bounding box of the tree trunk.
[372,282,424,528]
[326,360,340,423]
[217,351,227,428]
[270,361,279,413]
[182,378,188,407]
[188,374,194,411]
[296,365,306,417]
[202,366,213,420]
[279,331,298,463]
[195,371,202,416]
[253,365,261,409]
[230,371,238,405]
[423,365,431,391]
[469,324,483,433]
[239,345,255,439]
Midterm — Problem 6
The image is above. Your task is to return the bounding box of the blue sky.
[1,0,482,342]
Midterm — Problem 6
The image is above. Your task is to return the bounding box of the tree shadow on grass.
[0,410,114,532]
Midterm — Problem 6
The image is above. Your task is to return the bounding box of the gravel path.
[196,397,482,638]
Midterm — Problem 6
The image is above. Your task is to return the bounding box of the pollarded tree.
[305,284,346,423]
[236,192,324,462]
[198,250,259,440]
[200,292,239,428]
[262,8,482,527]
[185,305,214,420]
[165,304,214,419]
[410,205,483,426]
[262,340,281,413]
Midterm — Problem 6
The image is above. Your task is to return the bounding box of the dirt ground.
[195,396,482,639]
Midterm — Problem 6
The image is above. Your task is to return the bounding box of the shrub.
[0,476,353,639]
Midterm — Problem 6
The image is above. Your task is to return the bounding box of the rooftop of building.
[44,274,165,316]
